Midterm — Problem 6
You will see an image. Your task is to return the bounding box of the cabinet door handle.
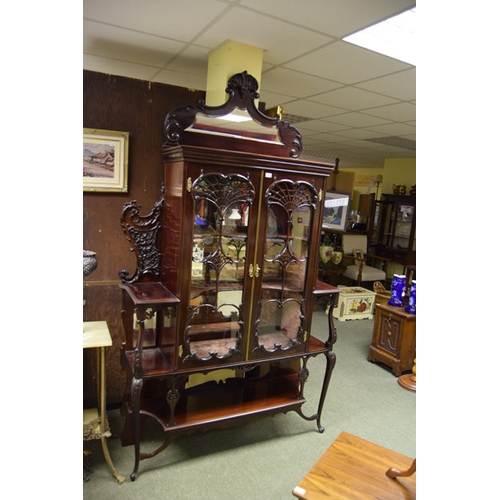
[248,263,261,278]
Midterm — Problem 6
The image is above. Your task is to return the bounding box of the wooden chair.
[341,234,389,286]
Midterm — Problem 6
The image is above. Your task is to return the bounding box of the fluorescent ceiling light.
[343,8,415,66]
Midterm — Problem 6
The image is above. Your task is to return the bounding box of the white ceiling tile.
[323,112,392,127]
[363,102,416,121]
[298,120,352,133]
[354,68,416,100]
[163,45,212,76]
[257,89,295,109]
[308,86,399,111]
[284,41,412,84]
[261,68,343,98]
[306,132,359,143]
[194,9,332,65]
[334,128,387,140]
[238,0,415,38]
[363,122,416,136]
[282,99,346,119]
[83,0,228,41]
[83,20,185,68]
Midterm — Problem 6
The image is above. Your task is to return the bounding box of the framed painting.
[322,191,351,232]
[83,128,129,192]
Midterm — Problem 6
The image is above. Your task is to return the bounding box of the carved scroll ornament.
[119,197,163,283]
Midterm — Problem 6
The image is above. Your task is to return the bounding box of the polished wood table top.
[292,431,415,500]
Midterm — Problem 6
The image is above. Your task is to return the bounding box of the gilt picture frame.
[322,191,351,232]
[83,128,129,192]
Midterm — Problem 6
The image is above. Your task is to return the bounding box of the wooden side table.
[292,431,415,499]
[368,303,416,376]
[83,321,125,484]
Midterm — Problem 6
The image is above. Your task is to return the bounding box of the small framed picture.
[83,128,129,192]
[322,191,351,232]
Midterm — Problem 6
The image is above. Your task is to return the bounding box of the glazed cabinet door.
[374,194,416,265]
[249,173,320,359]
[177,164,322,366]
[179,167,259,366]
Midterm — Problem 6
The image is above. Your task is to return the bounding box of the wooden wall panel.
[83,70,204,405]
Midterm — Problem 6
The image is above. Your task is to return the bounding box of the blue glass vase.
[405,280,416,314]
[388,274,406,307]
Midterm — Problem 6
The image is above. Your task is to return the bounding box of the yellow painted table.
[83,321,125,484]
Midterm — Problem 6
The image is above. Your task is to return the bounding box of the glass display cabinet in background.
[370,194,416,267]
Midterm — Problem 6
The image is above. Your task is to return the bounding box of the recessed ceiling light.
[343,8,415,66]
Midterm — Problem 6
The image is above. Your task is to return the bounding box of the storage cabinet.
[368,303,416,376]
[118,72,340,480]
[371,194,416,266]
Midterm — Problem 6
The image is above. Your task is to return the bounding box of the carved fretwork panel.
[264,180,317,276]
[181,303,244,363]
[182,171,254,365]
[191,171,255,292]
[119,198,163,283]
[191,172,255,217]
[252,180,317,355]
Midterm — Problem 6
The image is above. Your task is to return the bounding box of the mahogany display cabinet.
[370,194,416,266]
[118,72,340,480]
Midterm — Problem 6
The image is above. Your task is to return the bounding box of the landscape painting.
[83,128,129,193]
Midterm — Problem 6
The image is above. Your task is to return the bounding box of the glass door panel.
[185,172,254,362]
[255,179,316,353]
[394,204,414,250]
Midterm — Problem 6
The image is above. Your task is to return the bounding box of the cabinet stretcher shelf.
[122,374,304,440]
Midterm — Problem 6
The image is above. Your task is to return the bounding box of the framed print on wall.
[83,128,129,192]
[322,191,351,232]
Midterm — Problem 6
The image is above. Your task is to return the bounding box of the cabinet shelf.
[123,347,174,377]
[124,335,329,379]
[122,373,304,441]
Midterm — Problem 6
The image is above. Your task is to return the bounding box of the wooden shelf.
[123,348,174,377]
[120,282,179,305]
[122,373,303,441]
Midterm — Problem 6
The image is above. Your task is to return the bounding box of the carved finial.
[226,71,260,100]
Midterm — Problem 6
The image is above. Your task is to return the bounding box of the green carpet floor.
[83,308,416,499]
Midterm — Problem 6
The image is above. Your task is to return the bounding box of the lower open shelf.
[121,372,304,445]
